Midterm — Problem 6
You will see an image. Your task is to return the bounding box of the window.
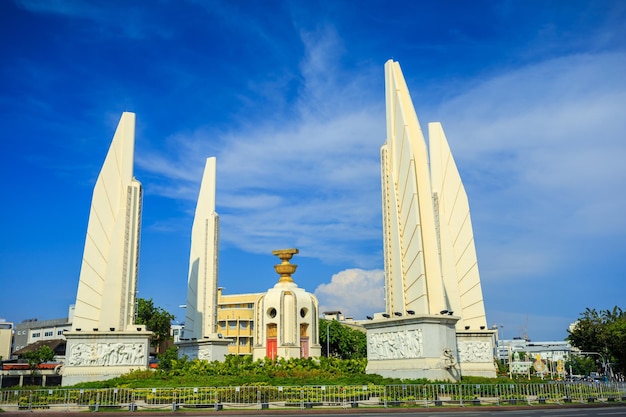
[239,337,248,346]
[239,322,248,329]
[228,321,236,330]
[32,332,40,338]
[44,331,53,337]
[219,321,226,329]
[57,330,64,335]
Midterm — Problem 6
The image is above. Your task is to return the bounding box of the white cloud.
[137,27,626,329]
[137,26,385,267]
[437,52,626,283]
[315,269,385,319]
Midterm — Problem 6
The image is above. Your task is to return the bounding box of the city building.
[12,306,73,354]
[496,338,572,363]
[0,320,13,361]
[170,323,183,344]
[217,289,261,356]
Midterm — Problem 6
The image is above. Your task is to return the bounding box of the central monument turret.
[253,249,322,360]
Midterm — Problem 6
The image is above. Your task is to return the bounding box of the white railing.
[1,382,624,411]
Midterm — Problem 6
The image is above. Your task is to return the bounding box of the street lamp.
[580,351,611,381]
[326,321,330,357]
[491,323,504,341]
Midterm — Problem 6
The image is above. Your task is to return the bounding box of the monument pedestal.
[62,327,152,386]
[456,330,497,378]
[363,315,460,382]
[177,335,230,361]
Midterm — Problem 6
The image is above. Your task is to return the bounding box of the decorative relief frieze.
[457,341,491,363]
[68,342,146,367]
[198,349,213,361]
[367,329,423,360]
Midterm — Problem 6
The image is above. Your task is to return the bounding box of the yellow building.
[216,288,262,356]
[0,321,13,361]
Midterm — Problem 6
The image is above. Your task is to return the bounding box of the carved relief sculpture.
[68,343,145,367]
[457,341,492,363]
[367,329,423,360]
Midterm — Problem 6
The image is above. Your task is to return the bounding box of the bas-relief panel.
[68,342,146,367]
[457,341,491,363]
[368,329,423,360]
[177,346,213,361]
[198,349,213,361]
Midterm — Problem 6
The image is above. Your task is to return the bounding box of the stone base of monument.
[456,330,497,378]
[176,335,231,361]
[363,314,460,382]
[62,327,152,386]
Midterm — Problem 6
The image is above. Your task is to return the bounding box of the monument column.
[62,112,151,386]
[177,157,230,361]
[366,60,495,381]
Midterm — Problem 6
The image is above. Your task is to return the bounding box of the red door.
[300,338,309,358]
[266,338,277,360]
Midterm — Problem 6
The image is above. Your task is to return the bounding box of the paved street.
[2,403,626,417]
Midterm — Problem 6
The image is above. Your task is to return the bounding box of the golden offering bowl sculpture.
[272,248,299,283]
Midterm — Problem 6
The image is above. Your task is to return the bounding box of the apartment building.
[12,306,74,354]
[216,289,262,356]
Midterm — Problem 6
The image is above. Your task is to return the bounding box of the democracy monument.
[60,60,494,384]
[62,113,152,386]
[362,60,495,380]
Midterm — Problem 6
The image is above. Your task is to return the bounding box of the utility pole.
[326,321,330,357]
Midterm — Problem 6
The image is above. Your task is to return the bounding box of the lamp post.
[580,351,611,381]
[491,323,504,341]
[326,321,330,357]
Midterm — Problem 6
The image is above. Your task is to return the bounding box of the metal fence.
[1,382,625,411]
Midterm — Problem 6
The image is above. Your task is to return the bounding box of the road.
[3,404,626,417]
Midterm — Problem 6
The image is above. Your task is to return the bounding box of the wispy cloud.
[136,31,626,337]
[438,52,626,277]
[138,25,384,267]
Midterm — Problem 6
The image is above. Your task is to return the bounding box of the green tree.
[21,345,55,374]
[565,355,596,376]
[567,306,626,377]
[319,319,367,359]
[135,298,175,352]
[157,346,179,371]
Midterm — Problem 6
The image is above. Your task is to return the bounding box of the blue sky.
[1,0,624,342]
